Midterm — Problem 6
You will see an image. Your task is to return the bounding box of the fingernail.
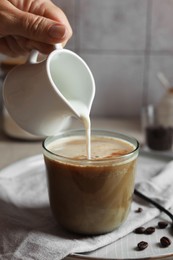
[48,24,66,39]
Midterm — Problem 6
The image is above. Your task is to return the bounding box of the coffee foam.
[46,135,136,161]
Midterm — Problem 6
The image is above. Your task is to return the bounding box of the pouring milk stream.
[3,44,95,159]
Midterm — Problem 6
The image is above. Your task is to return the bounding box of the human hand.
[0,0,72,56]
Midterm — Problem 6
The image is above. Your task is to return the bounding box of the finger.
[23,0,73,44]
[0,37,29,57]
[28,0,72,32]
[1,6,69,45]
[25,39,55,54]
[36,0,73,39]
[0,38,14,56]
[13,36,30,52]
[5,36,29,55]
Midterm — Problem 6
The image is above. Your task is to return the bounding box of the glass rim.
[42,129,140,165]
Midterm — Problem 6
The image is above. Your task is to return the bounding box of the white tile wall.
[81,53,145,117]
[1,0,173,117]
[151,0,173,51]
[78,0,148,51]
[55,0,173,117]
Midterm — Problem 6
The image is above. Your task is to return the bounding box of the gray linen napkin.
[0,155,173,260]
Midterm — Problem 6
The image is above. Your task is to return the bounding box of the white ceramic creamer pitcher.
[3,45,95,136]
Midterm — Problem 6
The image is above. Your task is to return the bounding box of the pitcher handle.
[27,43,63,64]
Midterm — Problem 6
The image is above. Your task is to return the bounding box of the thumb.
[0,8,67,44]
[17,11,67,44]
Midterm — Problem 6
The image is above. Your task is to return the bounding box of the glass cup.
[142,105,173,151]
[42,129,139,235]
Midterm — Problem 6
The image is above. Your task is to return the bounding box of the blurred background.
[1,0,173,119]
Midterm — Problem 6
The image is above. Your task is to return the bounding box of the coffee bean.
[135,207,143,213]
[144,226,155,235]
[160,236,171,247]
[137,241,148,251]
[134,227,145,234]
[158,221,168,229]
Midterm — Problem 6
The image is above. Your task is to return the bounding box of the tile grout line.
[142,0,153,107]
